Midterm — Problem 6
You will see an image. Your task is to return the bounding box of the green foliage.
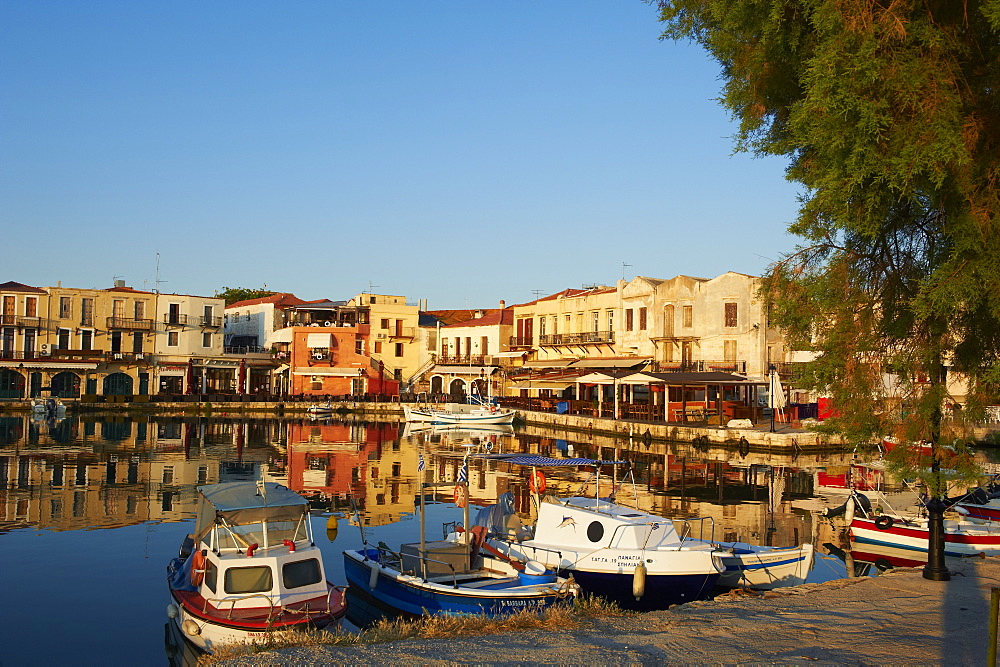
[214,286,275,306]
[658,0,1000,491]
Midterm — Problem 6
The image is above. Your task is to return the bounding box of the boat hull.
[343,549,572,617]
[564,566,719,611]
[429,411,515,426]
[851,516,1000,556]
[716,543,815,590]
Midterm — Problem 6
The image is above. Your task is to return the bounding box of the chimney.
[499,300,506,309]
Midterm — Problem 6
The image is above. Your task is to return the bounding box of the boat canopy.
[485,455,627,467]
[195,482,309,542]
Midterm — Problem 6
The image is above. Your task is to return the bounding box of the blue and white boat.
[342,478,579,618]
[480,456,813,610]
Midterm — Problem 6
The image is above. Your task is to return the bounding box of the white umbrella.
[768,368,786,410]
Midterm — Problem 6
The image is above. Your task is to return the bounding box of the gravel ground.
[219,557,1000,666]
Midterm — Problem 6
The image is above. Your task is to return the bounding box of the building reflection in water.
[6,414,975,561]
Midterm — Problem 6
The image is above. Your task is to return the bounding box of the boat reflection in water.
[0,413,863,662]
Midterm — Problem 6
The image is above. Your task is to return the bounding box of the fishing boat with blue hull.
[166,481,347,653]
[342,477,579,618]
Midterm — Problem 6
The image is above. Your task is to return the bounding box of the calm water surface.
[0,414,862,665]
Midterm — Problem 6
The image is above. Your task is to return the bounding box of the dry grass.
[199,596,633,664]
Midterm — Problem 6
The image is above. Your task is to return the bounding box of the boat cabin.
[532,496,694,551]
[190,482,329,609]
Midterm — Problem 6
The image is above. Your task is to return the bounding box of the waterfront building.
[151,290,229,394]
[424,303,513,397]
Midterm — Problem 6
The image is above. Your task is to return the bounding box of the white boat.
[482,456,813,608]
[402,402,516,426]
[306,402,334,415]
[31,397,66,419]
[166,482,346,653]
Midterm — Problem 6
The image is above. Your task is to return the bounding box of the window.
[24,328,36,355]
[57,328,71,350]
[607,310,613,332]
[683,305,693,328]
[395,343,404,357]
[724,340,737,362]
[81,298,94,326]
[283,558,322,589]
[25,297,37,317]
[110,331,122,352]
[132,332,143,354]
[551,316,558,335]
[625,309,634,331]
[355,339,364,355]
[202,332,212,348]
[724,302,738,328]
[481,336,489,355]
[134,300,145,319]
[380,318,389,329]
[225,565,273,594]
[168,303,180,325]
[113,299,125,319]
[59,297,71,319]
[80,329,94,350]
[311,376,323,390]
[639,307,647,330]
[538,317,546,337]
[592,311,600,332]
[441,338,448,355]
[204,559,218,593]
[374,341,382,353]
[167,331,179,347]
[162,466,174,484]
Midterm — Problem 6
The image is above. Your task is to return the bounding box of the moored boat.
[306,402,334,415]
[166,481,346,653]
[402,401,516,426]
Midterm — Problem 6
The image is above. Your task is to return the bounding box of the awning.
[431,365,499,375]
[523,359,576,368]
[5,362,100,371]
[271,328,294,343]
[508,380,575,391]
[274,364,289,374]
[292,367,363,376]
[492,351,528,358]
[307,333,333,348]
[570,358,649,369]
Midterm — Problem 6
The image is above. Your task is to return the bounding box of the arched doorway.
[430,376,443,393]
[0,369,25,399]
[103,372,134,396]
[449,378,466,398]
[51,372,81,398]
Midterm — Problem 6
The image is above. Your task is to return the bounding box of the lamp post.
[768,364,777,433]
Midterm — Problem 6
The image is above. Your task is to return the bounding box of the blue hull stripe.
[566,568,718,611]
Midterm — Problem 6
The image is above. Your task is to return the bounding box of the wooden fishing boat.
[166,482,346,653]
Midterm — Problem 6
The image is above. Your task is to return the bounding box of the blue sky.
[1,1,801,308]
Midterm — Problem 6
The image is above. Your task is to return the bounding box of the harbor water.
[0,413,874,664]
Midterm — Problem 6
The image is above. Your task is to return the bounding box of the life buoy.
[454,484,468,508]
[874,516,894,530]
[528,470,547,494]
[190,550,206,586]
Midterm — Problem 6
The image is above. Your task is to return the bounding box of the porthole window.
[587,521,605,543]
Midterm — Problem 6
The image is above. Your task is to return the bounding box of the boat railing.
[675,516,716,544]
[492,540,564,566]
[373,544,461,588]
[204,593,276,620]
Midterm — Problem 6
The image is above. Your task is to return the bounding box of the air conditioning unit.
[40,344,51,356]
[135,353,145,360]
[113,353,124,360]
[376,333,386,339]
[312,352,326,360]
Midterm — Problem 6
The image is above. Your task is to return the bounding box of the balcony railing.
[224,345,269,355]
[389,326,415,339]
[106,351,151,363]
[1,315,43,328]
[509,336,534,348]
[651,360,747,374]
[200,316,223,328]
[50,348,106,360]
[538,331,615,346]
[164,314,188,325]
[437,355,487,366]
[107,317,154,330]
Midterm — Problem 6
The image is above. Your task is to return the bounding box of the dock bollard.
[990,587,1000,666]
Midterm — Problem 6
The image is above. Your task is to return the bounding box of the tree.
[657,1,1000,576]
[214,286,275,306]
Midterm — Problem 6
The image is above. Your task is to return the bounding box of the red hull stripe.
[170,585,346,631]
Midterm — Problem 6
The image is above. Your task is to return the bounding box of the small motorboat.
[402,401,516,426]
[306,402,334,415]
[166,481,346,653]
[342,474,579,618]
[481,455,813,608]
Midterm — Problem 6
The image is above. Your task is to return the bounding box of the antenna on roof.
[532,290,543,299]
[365,281,380,294]
[154,252,167,294]
[622,262,633,281]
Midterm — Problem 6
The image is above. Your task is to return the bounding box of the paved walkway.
[222,557,1000,665]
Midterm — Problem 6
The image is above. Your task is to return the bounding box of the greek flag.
[418,453,425,472]
[458,459,468,483]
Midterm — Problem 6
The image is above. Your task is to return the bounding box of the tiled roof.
[444,309,513,328]
[0,281,46,293]
[227,292,307,309]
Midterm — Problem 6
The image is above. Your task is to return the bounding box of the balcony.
[107,317,153,331]
[50,348,106,361]
[388,326,415,339]
[200,316,223,328]
[0,315,44,328]
[438,355,487,366]
[509,336,534,349]
[538,331,615,346]
[105,351,151,363]
[163,314,188,326]
[651,360,747,374]
[224,345,269,355]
